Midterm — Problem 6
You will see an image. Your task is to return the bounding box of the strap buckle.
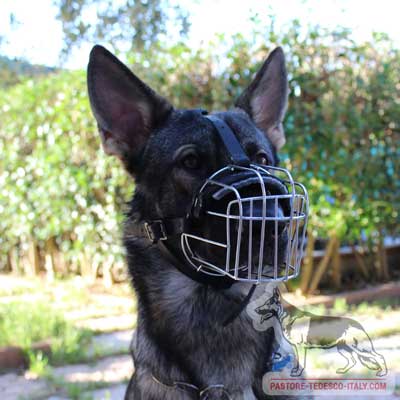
[144,220,168,243]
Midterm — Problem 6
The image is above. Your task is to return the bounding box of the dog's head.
[87,45,289,279]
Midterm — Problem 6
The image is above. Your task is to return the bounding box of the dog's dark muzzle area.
[182,164,308,283]
[212,171,290,228]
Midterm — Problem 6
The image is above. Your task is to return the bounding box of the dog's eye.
[181,153,201,170]
[255,151,270,166]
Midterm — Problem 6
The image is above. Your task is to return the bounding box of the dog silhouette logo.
[255,287,387,377]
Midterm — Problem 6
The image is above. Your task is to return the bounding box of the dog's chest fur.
[124,236,273,399]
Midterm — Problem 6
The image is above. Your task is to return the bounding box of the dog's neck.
[126,189,160,222]
[123,189,272,396]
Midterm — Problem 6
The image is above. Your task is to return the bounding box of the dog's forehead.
[149,109,272,157]
[216,110,271,149]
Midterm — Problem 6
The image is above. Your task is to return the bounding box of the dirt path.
[0,329,134,400]
[0,353,133,400]
[1,319,399,399]
[2,332,400,399]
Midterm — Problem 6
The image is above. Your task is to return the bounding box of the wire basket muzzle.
[181,164,309,284]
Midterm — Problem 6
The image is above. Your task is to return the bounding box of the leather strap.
[157,241,234,289]
[126,219,234,289]
[129,218,185,243]
[205,115,250,167]
[222,284,257,326]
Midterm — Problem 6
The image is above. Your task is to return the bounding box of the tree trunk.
[80,252,93,282]
[46,237,65,274]
[8,248,20,274]
[44,238,56,281]
[26,240,40,276]
[44,253,55,282]
[103,259,114,288]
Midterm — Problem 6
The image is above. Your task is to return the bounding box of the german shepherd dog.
[255,288,388,378]
[87,45,291,399]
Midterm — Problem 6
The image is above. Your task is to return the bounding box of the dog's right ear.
[87,45,173,171]
[235,47,288,150]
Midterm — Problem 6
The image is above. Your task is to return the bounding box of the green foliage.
[27,350,51,377]
[0,300,92,361]
[0,301,60,348]
[45,373,114,400]
[0,276,135,367]
[0,71,131,267]
[281,24,400,241]
[0,21,398,276]
[55,0,190,60]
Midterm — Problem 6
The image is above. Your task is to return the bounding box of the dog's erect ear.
[235,47,288,150]
[273,287,280,299]
[87,45,173,168]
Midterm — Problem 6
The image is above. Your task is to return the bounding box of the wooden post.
[308,235,337,294]
[331,238,342,289]
[381,245,389,281]
[351,245,369,279]
[378,231,389,281]
[300,231,315,295]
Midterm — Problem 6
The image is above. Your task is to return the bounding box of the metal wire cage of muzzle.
[181,164,309,284]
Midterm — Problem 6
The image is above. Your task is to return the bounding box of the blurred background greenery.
[0,0,399,294]
[0,2,400,397]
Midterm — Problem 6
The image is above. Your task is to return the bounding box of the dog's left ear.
[235,47,288,150]
[273,287,280,299]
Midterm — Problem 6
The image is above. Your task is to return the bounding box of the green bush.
[0,21,398,276]
[0,71,131,270]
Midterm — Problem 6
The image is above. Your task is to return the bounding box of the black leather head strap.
[205,115,250,167]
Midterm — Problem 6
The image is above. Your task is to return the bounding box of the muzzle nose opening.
[227,196,290,280]
[238,197,289,236]
[202,175,293,279]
